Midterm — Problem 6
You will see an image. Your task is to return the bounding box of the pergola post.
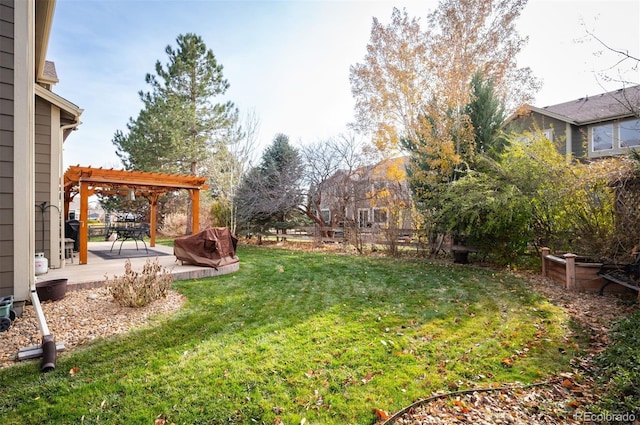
[63,187,71,220]
[191,188,200,234]
[79,182,89,264]
[149,193,158,247]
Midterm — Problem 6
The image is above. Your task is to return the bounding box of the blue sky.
[47,0,640,169]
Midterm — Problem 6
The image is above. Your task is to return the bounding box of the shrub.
[592,311,640,415]
[159,212,187,237]
[107,258,173,308]
[432,167,533,264]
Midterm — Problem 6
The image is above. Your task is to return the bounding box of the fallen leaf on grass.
[374,408,390,420]
[154,414,175,425]
[362,372,375,384]
[69,367,80,376]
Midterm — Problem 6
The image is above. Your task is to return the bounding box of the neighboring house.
[506,85,640,159]
[1,0,83,301]
[318,156,414,231]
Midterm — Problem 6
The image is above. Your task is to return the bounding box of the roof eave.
[527,105,578,125]
[34,84,83,122]
[505,104,577,126]
[576,112,638,126]
[35,0,56,85]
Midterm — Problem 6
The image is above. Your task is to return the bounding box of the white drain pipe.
[30,282,56,372]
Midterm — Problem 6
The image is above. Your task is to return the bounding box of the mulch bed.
[0,287,184,369]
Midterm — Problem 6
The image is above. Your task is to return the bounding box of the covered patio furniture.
[174,228,239,269]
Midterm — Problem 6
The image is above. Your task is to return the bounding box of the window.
[592,124,614,152]
[372,208,388,224]
[358,209,370,228]
[320,209,330,223]
[542,128,554,141]
[590,119,640,156]
[619,118,640,148]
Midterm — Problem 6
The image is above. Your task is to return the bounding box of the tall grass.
[0,246,582,424]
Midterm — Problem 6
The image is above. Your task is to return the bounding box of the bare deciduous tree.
[205,109,261,233]
[580,20,640,117]
[298,133,377,240]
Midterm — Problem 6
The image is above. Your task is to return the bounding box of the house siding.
[34,96,51,258]
[506,111,597,159]
[0,0,13,297]
[320,158,414,231]
[571,125,587,158]
[513,113,567,141]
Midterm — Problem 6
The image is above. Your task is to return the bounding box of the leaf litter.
[381,274,637,424]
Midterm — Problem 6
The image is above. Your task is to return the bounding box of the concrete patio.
[38,241,239,291]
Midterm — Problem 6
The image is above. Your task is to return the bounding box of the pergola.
[64,166,208,264]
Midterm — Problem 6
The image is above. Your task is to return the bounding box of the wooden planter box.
[541,248,634,295]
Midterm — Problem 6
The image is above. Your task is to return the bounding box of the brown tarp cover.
[174,227,239,269]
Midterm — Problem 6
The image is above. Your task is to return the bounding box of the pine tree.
[112,33,237,233]
[465,71,507,158]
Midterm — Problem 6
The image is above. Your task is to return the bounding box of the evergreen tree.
[465,71,507,158]
[235,134,304,235]
[112,33,237,233]
[114,33,236,175]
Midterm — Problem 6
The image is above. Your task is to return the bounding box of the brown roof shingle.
[42,60,59,84]
[540,85,640,125]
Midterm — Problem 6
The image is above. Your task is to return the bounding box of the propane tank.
[34,253,48,275]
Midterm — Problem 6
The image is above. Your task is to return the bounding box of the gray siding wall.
[506,112,592,158]
[512,113,568,143]
[571,125,588,158]
[34,97,51,257]
[508,113,603,159]
[0,0,13,297]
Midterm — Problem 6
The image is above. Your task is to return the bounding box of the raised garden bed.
[540,248,638,299]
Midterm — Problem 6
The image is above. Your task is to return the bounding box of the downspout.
[60,121,80,139]
[30,283,56,372]
[30,121,79,373]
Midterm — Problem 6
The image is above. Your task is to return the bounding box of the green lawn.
[0,246,583,424]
